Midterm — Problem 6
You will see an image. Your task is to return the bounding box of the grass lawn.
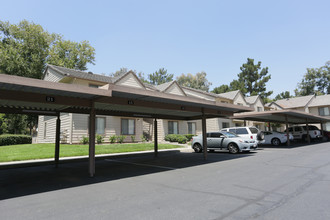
[0,143,183,162]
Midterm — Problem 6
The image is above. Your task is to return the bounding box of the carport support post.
[285,115,290,146]
[202,115,207,160]
[320,121,324,140]
[89,102,96,177]
[55,113,61,168]
[154,119,158,157]
[306,119,311,144]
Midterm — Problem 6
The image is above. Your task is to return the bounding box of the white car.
[285,125,322,141]
[262,131,293,146]
[220,126,264,144]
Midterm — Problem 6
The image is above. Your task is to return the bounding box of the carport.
[0,74,253,176]
[232,110,330,146]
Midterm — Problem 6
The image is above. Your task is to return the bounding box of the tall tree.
[176,71,211,92]
[211,58,272,100]
[295,62,330,96]
[148,68,173,85]
[0,20,95,79]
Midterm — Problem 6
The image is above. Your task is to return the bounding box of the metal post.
[154,119,158,157]
[320,121,324,141]
[202,115,207,160]
[89,102,96,177]
[55,113,61,167]
[306,119,310,144]
[244,120,247,126]
[285,115,290,146]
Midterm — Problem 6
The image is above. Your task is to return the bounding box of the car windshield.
[222,131,238,138]
[302,126,319,130]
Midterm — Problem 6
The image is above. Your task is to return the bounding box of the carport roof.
[0,74,253,120]
[231,110,330,124]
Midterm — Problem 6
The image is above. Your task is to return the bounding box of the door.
[208,132,223,148]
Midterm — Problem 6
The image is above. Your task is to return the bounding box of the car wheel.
[271,138,281,146]
[303,135,311,142]
[228,143,239,154]
[193,143,202,153]
[209,149,215,153]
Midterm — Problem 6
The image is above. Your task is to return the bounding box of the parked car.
[191,131,258,154]
[262,131,293,146]
[220,126,264,144]
[285,125,322,141]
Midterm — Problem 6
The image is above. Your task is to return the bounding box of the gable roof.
[274,95,315,109]
[217,90,241,100]
[45,64,113,83]
[309,94,330,107]
[245,95,259,104]
[154,81,187,96]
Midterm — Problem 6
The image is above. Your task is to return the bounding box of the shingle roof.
[46,64,114,83]
[154,81,174,92]
[245,95,259,104]
[217,90,240,100]
[309,94,330,107]
[274,95,315,108]
[181,86,219,98]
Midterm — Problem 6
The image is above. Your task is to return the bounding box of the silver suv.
[221,126,264,144]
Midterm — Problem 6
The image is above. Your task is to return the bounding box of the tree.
[47,39,95,71]
[0,20,95,79]
[148,68,173,85]
[211,58,272,100]
[0,20,96,134]
[176,71,212,92]
[274,91,293,101]
[211,84,230,94]
[295,62,330,96]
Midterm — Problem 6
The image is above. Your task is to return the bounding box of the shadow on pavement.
[0,150,254,200]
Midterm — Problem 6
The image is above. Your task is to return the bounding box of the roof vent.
[88,71,93,74]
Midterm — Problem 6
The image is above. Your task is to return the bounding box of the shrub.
[177,136,188,144]
[0,134,32,146]
[96,135,104,144]
[184,134,195,141]
[109,135,117,144]
[131,135,135,143]
[140,134,147,142]
[116,135,126,144]
[81,136,89,144]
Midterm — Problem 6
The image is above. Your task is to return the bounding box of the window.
[121,119,135,135]
[210,133,221,138]
[319,107,330,116]
[188,122,196,134]
[294,127,302,132]
[257,107,262,112]
[222,122,229,129]
[249,127,258,134]
[96,117,106,135]
[89,84,99,88]
[235,128,249,135]
[168,121,178,134]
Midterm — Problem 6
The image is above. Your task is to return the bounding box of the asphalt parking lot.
[1,142,330,220]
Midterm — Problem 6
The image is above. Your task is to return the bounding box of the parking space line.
[105,159,177,170]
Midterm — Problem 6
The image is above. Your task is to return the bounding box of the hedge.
[0,134,32,146]
[164,134,197,144]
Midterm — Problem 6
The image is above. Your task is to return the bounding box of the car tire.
[209,149,215,153]
[257,131,264,141]
[271,138,281,146]
[302,135,311,142]
[228,143,239,154]
[193,143,202,153]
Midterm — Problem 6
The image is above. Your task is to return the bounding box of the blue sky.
[1,0,330,98]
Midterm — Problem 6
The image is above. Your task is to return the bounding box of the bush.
[131,135,135,143]
[0,134,32,146]
[184,134,195,141]
[140,134,147,142]
[96,135,104,144]
[116,135,126,144]
[177,136,188,144]
[109,135,117,144]
[80,136,89,144]
[165,134,189,143]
